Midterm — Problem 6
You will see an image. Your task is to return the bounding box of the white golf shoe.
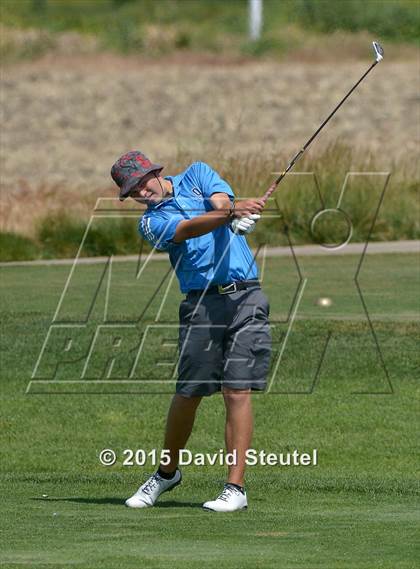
[125,469,182,508]
[203,483,248,512]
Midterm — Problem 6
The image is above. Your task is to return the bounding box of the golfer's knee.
[222,387,251,405]
[174,393,202,408]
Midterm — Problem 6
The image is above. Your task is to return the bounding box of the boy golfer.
[111,151,271,512]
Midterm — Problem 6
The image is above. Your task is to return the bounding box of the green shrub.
[292,0,420,42]
[1,0,417,62]
[35,212,143,259]
[82,217,141,257]
[36,212,85,258]
[0,232,40,261]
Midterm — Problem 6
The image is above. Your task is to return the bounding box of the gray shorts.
[177,285,271,397]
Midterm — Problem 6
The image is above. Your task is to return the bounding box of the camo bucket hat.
[111,151,163,201]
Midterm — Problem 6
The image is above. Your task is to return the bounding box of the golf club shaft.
[262,59,379,203]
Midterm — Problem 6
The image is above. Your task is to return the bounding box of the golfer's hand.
[233,199,264,218]
[231,213,261,234]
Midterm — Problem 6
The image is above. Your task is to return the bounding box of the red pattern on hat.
[136,155,152,168]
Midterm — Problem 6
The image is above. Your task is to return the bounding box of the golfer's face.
[130,173,164,205]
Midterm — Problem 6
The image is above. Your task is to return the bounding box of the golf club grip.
[262,182,278,204]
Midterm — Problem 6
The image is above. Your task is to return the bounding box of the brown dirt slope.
[1,54,419,233]
[3,55,418,184]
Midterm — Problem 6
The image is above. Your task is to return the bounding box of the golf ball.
[317,297,332,307]
[42,494,48,498]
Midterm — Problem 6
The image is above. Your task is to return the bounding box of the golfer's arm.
[173,209,232,243]
[173,192,233,243]
[209,192,233,211]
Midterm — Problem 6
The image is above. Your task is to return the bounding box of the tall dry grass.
[1,143,418,260]
[219,142,419,245]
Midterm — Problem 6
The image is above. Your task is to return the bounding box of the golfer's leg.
[222,387,253,486]
[159,393,202,473]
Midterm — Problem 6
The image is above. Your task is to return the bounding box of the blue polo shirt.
[138,161,258,293]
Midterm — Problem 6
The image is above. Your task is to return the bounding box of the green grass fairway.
[1,252,419,568]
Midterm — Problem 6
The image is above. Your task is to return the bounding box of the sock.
[228,482,245,494]
[157,467,177,480]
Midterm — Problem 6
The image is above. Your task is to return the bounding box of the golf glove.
[231,214,261,234]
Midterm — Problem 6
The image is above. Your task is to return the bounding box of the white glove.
[231,214,261,234]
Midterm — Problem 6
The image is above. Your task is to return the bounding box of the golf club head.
[372,41,384,62]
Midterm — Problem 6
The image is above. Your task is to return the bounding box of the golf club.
[261,41,384,204]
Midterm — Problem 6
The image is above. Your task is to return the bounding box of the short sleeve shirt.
[138,162,258,293]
